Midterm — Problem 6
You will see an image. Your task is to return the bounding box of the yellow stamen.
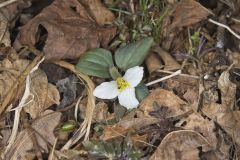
[116,77,130,92]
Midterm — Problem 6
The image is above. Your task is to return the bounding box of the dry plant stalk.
[54,61,95,150]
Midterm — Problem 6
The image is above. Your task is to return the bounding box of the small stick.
[208,18,240,39]
[146,70,182,86]
[156,69,200,79]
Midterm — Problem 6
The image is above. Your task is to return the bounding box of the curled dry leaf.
[153,47,181,71]
[169,0,211,30]
[146,52,164,74]
[140,88,189,117]
[24,70,60,119]
[150,130,213,160]
[15,0,116,61]
[175,113,217,149]
[5,110,62,160]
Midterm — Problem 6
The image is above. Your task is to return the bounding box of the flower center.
[116,77,130,92]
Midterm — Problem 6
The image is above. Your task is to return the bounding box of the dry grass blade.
[54,61,95,150]
[48,138,58,160]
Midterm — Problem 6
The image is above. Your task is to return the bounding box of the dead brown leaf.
[227,51,240,67]
[101,117,158,141]
[218,70,236,109]
[169,0,211,30]
[139,88,189,117]
[5,110,62,160]
[175,113,217,148]
[15,0,116,61]
[93,102,109,123]
[202,70,240,146]
[146,52,164,74]
[118,117,159,131]
[24,70,60,118]
[130,134,148,148]
[0,55,59,118]
[0,58,30,104]
[101,125,131,141]
[150,130,213,160]
[0,12,10,46]
[153,47,181,71]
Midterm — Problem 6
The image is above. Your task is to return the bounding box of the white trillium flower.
[93,66,144,109]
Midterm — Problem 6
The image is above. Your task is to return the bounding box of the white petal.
[118,88,139,109]
[93,81,119,99]
[123,66,143,87]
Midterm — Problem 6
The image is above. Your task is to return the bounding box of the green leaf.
[135,83,149,102]
[76,48,114,78]
[60,120,76,132]
[115,37,154,70]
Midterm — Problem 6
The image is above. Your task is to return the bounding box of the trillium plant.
[76,37,154,109]
[93,66,143,109]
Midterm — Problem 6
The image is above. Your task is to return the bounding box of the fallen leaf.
[93,102,109,123]
[5,110,62,160]
[146,52,164,74]
[218,70,236,109]
[80,100,110,123]
[0,58,30,104]
[101,125,131,141]
[0,0,30,25]
[169,0,211,30]
[175,113,217,148]
[15,0,116,61]
[202,70,240,146]
[0,12,10,46]
[130,134,148,148]
[118,117,159,131]
[24,69,60,118]
[153,47,181,71]
[227,51,240,68]
[101,117,158,141]
[150,130,213,160]
[80,0,115,25]
[140,88,189,117]
[56,75,77,108]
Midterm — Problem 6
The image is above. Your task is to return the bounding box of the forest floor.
[0,0,240,159]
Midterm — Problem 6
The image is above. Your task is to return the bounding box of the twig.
[208,18,240,40]
[232,17,240,23]
[156,69,200,79]
[0,0,19,8]
[146,70,182,86]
